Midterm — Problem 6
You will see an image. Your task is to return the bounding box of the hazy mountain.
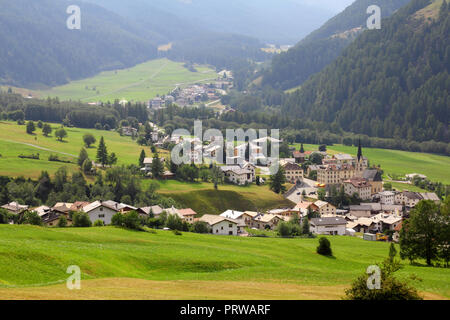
[262,0,411,90]
[282,0,450,143]
[86,0,338,44]
[0,0,158,87]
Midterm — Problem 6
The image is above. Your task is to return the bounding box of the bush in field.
[277,222,292,238]
[94,220,105,227]
[317,237,333,256]
[123,211,141,230]
[20,211,42,226]
[111,212,124,226]
[57,216,68,228]
[166,214,183,231]
[344,247,422,300]
[193,221,210,234]
[72,211,92,227]
[0,209,11,224]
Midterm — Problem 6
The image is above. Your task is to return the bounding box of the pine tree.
[139,150,146,167]
[269,167,287,194]
[96,136,108,167]
[151,152,164,179]
[300,143,305,153]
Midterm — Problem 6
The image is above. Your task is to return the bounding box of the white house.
[379,191,396,205]
[200,214,240,236]
[221,166,254,185]
[394,191,422,207]
[83,201,121,225]
[310,217,347,235]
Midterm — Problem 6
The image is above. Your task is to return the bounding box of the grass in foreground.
[0,225,448,299]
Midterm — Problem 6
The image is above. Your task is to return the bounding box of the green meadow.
[36,58,217,103]
[145,180,294,215]
[0,225,448,299]
[0,121,164,179]
[291,143,450,184]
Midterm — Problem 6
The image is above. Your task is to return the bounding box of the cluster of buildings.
[1,181,440,240]
[148,81,229,110]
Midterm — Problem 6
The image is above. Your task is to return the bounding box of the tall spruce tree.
[151,152,164,179]
[139,150,146,167]
[96,136,108,167]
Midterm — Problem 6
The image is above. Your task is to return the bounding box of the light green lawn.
[0,225,448,299]
[0,121,166,179]
[37,59,217,103]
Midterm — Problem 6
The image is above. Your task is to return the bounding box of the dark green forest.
[0,0,159,87]
[282,0,449,143]
[262,0,411,90]
[0,91,148,129]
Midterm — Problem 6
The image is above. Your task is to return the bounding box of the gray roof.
[363,169,383,182]
[349,205,372,211]
[310,217,347,226]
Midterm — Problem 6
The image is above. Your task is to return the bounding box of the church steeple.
[357,139,363,162]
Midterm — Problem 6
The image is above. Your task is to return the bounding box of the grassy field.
[0,225,448,300]
[291,143,450,184]
[0,121,166,179]
[31,59,217,103]
[144,180,294,215]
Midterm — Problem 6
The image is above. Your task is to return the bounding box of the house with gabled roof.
[83,201,122,225]
[310,217,347,235]
[1,202,29,215]
[199,214,240,236]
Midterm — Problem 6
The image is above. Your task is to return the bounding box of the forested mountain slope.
[0,0,157,87]
[262,0,411,90]
[282,0,450,143]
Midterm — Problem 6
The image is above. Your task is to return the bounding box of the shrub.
[123,211,141,230]
[72,212,92,227]
[166,214,183,231]
[317,237,333,256]
[57,216,68,228]
[20,211,42,226]
[277,222,292,238]
[344,249,423,300]
[94,220,105,227]
[0,209,11,224]
[111,212,124,226]
[173,230,182,236]
[193,221,210,234]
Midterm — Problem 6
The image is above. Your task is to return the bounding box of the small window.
[229,224,232,228]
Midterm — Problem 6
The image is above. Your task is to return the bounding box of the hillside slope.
[262,0,411,90]
[0,0,157,87]
[282,0,450,143]
[0,225,448,299]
